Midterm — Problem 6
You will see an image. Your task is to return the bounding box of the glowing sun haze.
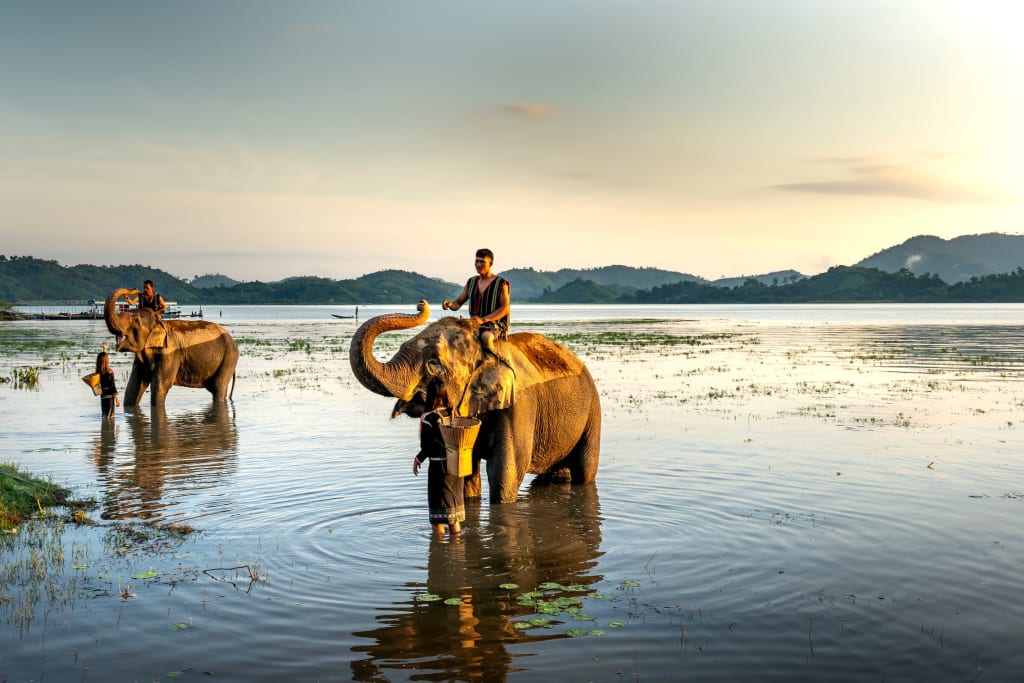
[1,1,1021,284]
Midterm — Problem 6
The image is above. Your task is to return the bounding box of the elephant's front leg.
[149,356,178,406]
[485,418,530,504]
[464,461,483,499]
[123,358,149,407]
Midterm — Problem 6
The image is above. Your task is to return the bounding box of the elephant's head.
[105,288,164,354]
[349,302,516,419]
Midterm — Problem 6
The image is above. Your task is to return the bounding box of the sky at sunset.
[2,1,1022,284]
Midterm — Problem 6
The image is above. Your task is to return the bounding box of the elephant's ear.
[144,322,167,349]
[465,358,515,415]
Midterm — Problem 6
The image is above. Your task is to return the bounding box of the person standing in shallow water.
[96,347,121,418]
[412,379,464,536]
[442,248,511,359]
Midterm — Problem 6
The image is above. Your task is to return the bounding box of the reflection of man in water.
[350,483,603,682]
[93,404,238,521]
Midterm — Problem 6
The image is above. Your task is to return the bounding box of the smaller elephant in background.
[104,288,238,406]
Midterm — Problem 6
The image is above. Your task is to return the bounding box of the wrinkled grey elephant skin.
[104,288,239,406]
[349,303,601,503]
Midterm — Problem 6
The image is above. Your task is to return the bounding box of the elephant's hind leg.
[568,410,602,484]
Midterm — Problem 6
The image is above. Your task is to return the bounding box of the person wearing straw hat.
[412,378,465,536]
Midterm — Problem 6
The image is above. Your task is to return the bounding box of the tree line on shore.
[3,255,1024,306]
[535,266,1024,303]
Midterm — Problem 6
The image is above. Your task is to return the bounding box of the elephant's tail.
[229,371,236,401]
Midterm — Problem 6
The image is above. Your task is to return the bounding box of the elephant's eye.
[425,358,445,376]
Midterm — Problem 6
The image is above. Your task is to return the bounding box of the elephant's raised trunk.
[349,303,430,399]
[104,287,136,338]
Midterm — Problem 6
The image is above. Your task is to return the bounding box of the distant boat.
[114,300,202,319]
[331,306,359,320]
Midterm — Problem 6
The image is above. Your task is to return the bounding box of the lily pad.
[621,580,640,588]
[132,570,159,580]
[589,629,607,636]
[539,582,563,590]
[566,628,589,637]
[588,592,614,600]
[528,617,551,626]
[444,598,464,606]
[416,594,442,602]
[609,621,625,628]
[169,623,189,631]
[564,584,588,592]
[499,583,519,590]
[572,613,595,621]
[513,621,533,630]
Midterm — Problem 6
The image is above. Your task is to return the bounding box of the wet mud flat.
[1,311,1023,681]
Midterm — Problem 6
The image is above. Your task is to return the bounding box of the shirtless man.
[442,248,511,357]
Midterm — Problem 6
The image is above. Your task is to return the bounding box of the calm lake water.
[2,304,1023,682]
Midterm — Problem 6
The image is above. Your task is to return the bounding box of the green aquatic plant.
[0,463,73,531]
[10,366,41,390]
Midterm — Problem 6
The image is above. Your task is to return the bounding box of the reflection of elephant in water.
[93,403,238,520]
[350,303,602,503]
[104,288,238,406]
[351,483,604,682]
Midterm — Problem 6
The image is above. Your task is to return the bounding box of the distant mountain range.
[1,233,1021,305]
[855,233,1024,283]
[502,266,806,300]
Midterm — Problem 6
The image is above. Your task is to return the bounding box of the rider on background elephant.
[349,300,601,504]
[104,288,238,406]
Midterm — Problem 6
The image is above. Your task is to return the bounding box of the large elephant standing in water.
[349,302,601,503]
[104,288,239,406]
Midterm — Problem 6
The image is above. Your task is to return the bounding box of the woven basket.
[82,373,102,396]
[439,416,480,477]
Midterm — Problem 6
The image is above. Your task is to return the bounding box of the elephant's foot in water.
[532,468,572,485]
[464,470,483,499]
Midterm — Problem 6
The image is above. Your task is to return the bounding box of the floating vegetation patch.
[549,331,745,350]
[500,578,651,638]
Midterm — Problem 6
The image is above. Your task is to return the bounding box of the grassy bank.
[0,462,77,531]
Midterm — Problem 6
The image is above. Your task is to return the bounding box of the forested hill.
[5,253,1024,305]
[0,256,455,305]
[534,266,1024,303]
[502,265,706,300]
[856,233,1024,283]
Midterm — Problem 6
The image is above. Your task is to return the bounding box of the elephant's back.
[508,332,585,377]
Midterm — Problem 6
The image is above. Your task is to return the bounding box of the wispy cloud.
[773,159,992,203]
[500,102,555,121]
